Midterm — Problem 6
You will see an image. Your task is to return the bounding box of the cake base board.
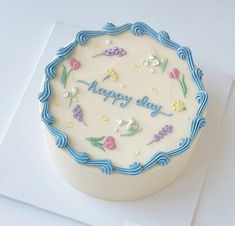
[0,22,233,226]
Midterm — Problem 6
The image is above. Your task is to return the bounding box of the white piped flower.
[142,60,149,66]
[71,87,78,94]
[126,122,133,131]
[128,117,136,125]
[149,68,156,74]
[115,117,125,126]
[105,39,112,45]
[148,54,156,60]
[72,97,78,103]
[62,91,69,98]
[152,59,160,66]
[113,127,119,133]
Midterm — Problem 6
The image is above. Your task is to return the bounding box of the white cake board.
[0,22,233,226]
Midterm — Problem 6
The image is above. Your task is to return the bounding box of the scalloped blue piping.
[38,22,208,175]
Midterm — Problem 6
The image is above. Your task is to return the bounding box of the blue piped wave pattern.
[38,22,208,175]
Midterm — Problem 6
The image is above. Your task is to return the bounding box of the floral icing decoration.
[86,136,116,151]
[103,68,118,82]
[92,47,127,58]
[101,115,109,121]
[105,38,112,45]
[73,104,87,126]
[66,121,74,128]
[62,87,79,107]
[60,58,81,88]
[142,53,168,74]
[172,100,185,112]
[168,68,187,97]
[115,117,143,137]
[147,125,173,145]
[133,150,140,157]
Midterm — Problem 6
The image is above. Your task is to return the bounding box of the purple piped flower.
[147,125,173,145]
[154,134,161,142]
[165,125,173,133]
[92,47,127,58]
[73,104,87,126]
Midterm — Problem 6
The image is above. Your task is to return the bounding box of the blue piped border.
[38,22,208,175]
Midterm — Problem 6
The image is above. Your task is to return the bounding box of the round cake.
[38,22,208,201]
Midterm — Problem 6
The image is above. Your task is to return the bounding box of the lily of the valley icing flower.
[62,87,79,107]
[61,58,81,88]
[115,117,125,126]
[142,53,168,73]
[172,100,185,112]
[126,117,136,130]
[103,68,118,82]
[168,68,187,97]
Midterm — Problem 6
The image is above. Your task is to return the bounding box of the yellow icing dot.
[66,121,74,128]
[101,115,109,121]
[133,150,140,157]
[151,88,157,94]
[94,43,101,48]
[54,101,60,106]
[134,63,141,68]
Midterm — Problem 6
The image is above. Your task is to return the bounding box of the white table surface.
[1,0,235,225]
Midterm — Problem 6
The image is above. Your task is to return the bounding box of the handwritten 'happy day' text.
[77,80,172,117]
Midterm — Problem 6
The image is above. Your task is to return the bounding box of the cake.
[38,22,208,201]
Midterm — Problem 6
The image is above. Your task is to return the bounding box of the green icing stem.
[86,136,105,151]
[120,125,143,137]
[102,75,110,82]
[68,92,77,107]
[147,140,155,145]
[177,74,187,97]
[160,59,168,73]
[92,53,104,58]
[82,120,88,127]
[61,66,72,89]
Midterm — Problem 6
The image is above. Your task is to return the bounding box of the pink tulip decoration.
[70,58,81,70]
[103,136,116,150]
[61,58,81,88]
[168,68,187,97]
[169,68,180,79]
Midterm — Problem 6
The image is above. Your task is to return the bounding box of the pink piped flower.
[169,68,180,79]
[103,136,116,150]
[168,68,187,97]
[70,58,81,70]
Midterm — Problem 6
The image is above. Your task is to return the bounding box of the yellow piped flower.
[103,68,118,82]
[172,100,185,112]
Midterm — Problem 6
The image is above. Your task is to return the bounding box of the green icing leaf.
[181,74,187,97]
[86,136,105,142]
[60,65,67,88]
[91,140,105,151]
[86,136,105,151]
[120,125,143,137]
[160,59,168,73]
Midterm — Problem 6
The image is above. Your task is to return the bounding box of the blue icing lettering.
[77,80,172,117]
[87,80,98,94]
[136,96,162,116]
[78,80,132,108]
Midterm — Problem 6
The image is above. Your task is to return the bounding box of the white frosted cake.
[38,22,208,201]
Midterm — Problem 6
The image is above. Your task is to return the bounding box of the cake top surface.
[38,22,208,175]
